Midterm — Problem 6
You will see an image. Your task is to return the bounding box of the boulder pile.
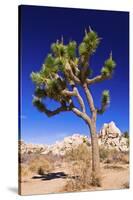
[98,121,129,152]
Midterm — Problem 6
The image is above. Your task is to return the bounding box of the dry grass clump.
[99,147,110,162]
[29,156,54,175]
[19,164,31,182]
[20,164,29,177]
[19,155,54,181]
[64,144,92,192]
[99,148,129,164]
[106,151,129,164]
[65,143,91,162]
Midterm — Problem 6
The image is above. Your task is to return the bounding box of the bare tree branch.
[72,107,91,125]
[73,87,86,113]
[86,74,111,85]
[83,83,95,113]
[61,89,75,97]
[62,86,86,113]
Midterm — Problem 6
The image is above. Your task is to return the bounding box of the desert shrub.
[20,165,29,177]
[106,150,129,164]
[38,166,45,175]
[122,132,129,147]
[19,164,30,182]
[115,152,129,164]
[99,147,129,164]
[99,147,110,162]
[64,160,91,191]
[19,153,30,164]
[65,143,91,163]
[29,156,53,174]
[123,131,129,139]
[37,159,52,175]
[29,161,38,172]
[64,144,92,191]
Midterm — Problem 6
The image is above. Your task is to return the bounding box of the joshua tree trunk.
[82,83,100,183]
[90,122,100,183]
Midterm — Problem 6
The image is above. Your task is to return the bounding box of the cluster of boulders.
[19,121,129,156]
[41,134,90,156]
[19,134,90,156]
[98,121,129,152]
[19,140,48,154]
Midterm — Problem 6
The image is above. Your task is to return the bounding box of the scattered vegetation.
[20,164,29,177]
[99,148,129,164]
[123,131,129,139]
[20,155,54,182]
[123,131,129,147]
[64,161,91,192]
[65,143,91,163]
[99,147,110,162]
[29,156,54,174]
[64,144,98,191]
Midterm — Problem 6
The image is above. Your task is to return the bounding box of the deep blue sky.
[19,5,129,144]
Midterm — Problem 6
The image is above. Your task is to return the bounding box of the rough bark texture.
[90,122,100,181]
[83,83,100,183]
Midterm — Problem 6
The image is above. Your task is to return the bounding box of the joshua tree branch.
[62,86,86,113]
[86,74,111,85]
[33,100,71,117]
[83,83,97,121]
[83,83,95,113]
[65,62,81,84]
[71,107,91,125]
[61,89,75,97]
[73,87,86,113]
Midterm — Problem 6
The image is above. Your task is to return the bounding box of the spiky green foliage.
[66,41,77,59]
[101,52,116,77]
[51,41,67,57]
[34,87,47,98]
[31,27,116,116]
[79,28,100,56]
[32,98,45,113]
[97,90,110,114]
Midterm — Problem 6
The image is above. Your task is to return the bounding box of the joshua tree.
[31,27,116,183]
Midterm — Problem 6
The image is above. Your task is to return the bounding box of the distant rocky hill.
[19,121,129,156]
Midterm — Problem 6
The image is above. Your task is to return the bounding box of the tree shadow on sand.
[32,172,68,181]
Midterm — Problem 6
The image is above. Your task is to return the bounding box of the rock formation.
[98,121,129,152]
[19,122,129,156]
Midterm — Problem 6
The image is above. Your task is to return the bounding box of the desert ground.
[19,145,129,195]
[20,162,129,195]
[19,122,129,195]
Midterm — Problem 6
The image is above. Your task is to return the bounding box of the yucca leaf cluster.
[101,52,116,77]
[97,90,110,114]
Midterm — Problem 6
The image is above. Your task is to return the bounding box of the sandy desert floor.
[20,163,129,195]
